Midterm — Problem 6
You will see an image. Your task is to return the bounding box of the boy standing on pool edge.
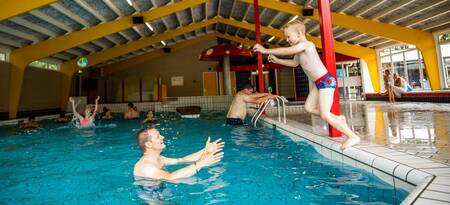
[253,20,360,149]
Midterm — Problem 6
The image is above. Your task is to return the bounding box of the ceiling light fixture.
[145,22,154,31]
[288,15,299,23]
[126,0,133,6]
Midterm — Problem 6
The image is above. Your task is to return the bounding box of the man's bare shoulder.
[134,160,158,178]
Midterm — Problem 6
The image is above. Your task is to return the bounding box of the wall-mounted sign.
[171,76,184,86]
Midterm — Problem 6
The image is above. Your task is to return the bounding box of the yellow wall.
[105,77,122,103]
[124,76,140,102]
[0,61,64,113]
[0,62,9,112]
[105,39,218,99]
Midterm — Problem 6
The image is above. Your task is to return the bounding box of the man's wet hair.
[128,102,134,108]
[59,111,66,118]
[136,127,154,150]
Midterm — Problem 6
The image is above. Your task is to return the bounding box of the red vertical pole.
[253,0,264,93]
[318,0,341,137]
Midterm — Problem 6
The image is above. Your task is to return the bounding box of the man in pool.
[124,102,139,119]
[20,116,41,129]
[134,128,224,180]
[226,84,276,125]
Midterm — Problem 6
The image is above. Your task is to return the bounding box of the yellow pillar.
[434,113,449,148]
[60,64,77,112]
[8,53,28,119]
[362,52,380,92]
[374,109,386,145]
[417,37,441,90]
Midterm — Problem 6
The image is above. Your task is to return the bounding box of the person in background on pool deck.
[134,128,224,180]
[142,110,156,124]
[69,96,100,128]
[253,20,360,149]
[20,116,41,129]
[392,73,413,98]
[101,107,113,120]
[54,111,70,123]
[226,84,277,126]
[124,102,139,120]
[383,69,395,103]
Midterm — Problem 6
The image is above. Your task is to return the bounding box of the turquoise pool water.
[0,112,408,204]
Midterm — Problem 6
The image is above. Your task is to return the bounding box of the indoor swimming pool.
[0,112,408,204]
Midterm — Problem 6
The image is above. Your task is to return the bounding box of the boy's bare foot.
[341,137,360,150]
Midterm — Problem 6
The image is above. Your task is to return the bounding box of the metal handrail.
[252,100,271,127]
[251,96,287,126]
[251,100,271,123]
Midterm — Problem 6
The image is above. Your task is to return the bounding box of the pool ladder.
[251,96,288,127]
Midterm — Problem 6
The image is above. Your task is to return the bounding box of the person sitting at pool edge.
[124,102,139,120]
[20,116,41,129]
[101,107,113,119]
[134,128,224,180]
[54,111,70,123]
[142,110,156,124]
[69,96,100,128]
[226,84,276,126]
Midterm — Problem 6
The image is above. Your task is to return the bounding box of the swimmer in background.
[54,111,70,123]
[101,107,113,120]
[142,110,156,124]
[69,96,100,128]
[124,102,140,120]
[226,84,277,126]
[20,116,41,129]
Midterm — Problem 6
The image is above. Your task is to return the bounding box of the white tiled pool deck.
[285,101,450,165]
[255,101,450,205]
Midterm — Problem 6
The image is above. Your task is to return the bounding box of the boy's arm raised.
[254,42,311,56]
[268,55,299,67]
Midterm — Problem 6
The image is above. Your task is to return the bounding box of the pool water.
[0,112,408,204]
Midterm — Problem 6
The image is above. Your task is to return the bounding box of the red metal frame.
[318,0,341,137]
[253,0,264,93]
[216,63,285,72]
[198,45,253,61]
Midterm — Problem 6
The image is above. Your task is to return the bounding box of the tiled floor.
[258,101,450,204]
[276,101,450,164]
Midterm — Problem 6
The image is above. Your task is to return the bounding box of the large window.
[379,44,429,90]
[0,52,5,61]
[29,60,59,71]
[438,33,450,88]
[336,61,363,100]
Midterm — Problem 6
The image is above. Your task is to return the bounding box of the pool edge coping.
[258,116,450,205]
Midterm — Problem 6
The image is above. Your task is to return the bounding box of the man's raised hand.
[204,137,225,154]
